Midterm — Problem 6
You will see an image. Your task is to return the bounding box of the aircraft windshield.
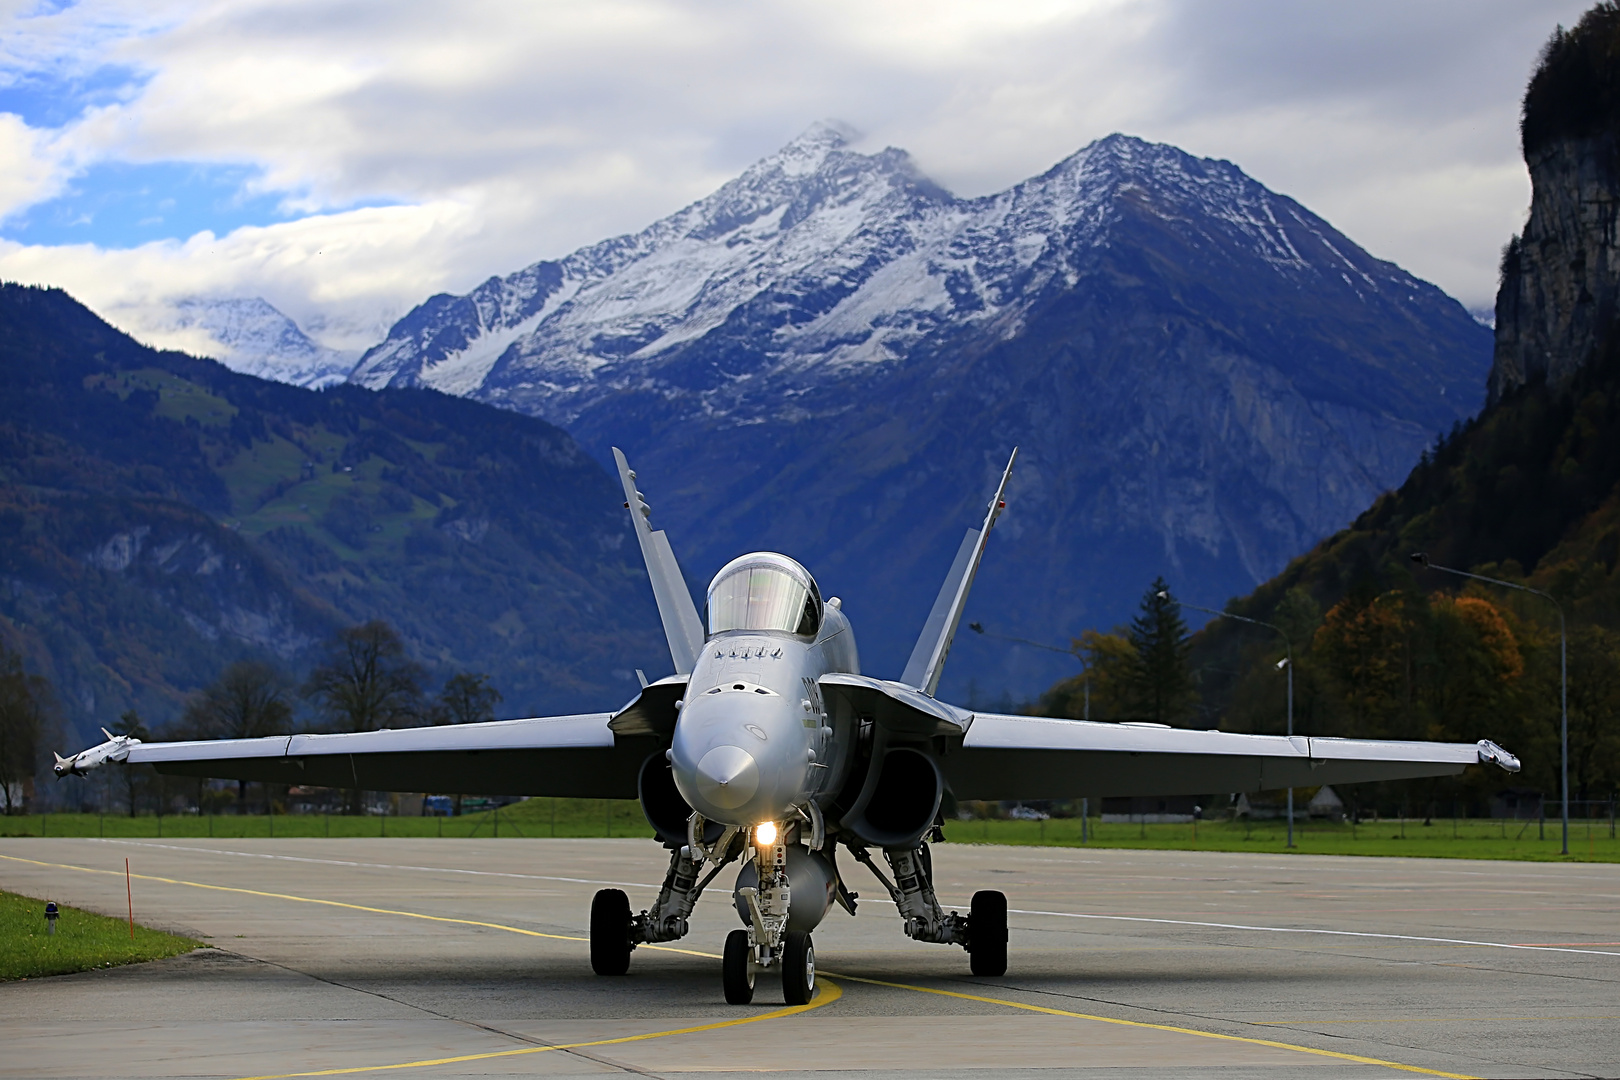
[708,564,817,635]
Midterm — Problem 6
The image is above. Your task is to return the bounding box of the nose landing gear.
[721,927,815,1006]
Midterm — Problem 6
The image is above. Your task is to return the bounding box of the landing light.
[755,821,778,846]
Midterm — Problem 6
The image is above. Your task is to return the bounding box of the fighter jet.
[57,448,1520,1005]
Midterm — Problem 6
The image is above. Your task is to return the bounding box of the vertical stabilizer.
[613,448,706,675]
[900,449,1018,696]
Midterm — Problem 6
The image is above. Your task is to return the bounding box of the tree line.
[0,619,503,816]
[1037,573,1620,812]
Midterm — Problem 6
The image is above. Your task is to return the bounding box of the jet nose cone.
[695,744,760,811]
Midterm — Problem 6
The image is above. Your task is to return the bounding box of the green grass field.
[4,801,1615,861]
[0,798,652,840]
[0,889,202,981]
[941,814,1620,861]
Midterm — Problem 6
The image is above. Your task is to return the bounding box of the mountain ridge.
[344,125,1491,697]
[0,283,664,741]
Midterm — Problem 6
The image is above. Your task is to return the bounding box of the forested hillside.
[1037,5,1620,811]
[0,284,664,742]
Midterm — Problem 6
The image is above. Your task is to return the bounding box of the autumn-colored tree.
[1312,592,1417,738]
[1036,630,1137,721]
[1421,595,1523,741]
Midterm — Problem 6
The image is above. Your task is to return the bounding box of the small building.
[1307,786,1345,821]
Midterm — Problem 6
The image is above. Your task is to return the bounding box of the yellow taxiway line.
[229,980,841,1080]
[1,850,1480,1079]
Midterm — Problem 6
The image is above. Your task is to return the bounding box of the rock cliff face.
[1492,8,1620,403]
[353,126,1491,696]
[1491,137,1620,401]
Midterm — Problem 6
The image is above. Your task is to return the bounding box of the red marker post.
[125,858,134,940]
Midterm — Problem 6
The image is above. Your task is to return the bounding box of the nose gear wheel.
[723,928,756,1003]
[782,931,815,1005]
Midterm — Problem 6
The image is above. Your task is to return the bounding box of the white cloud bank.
[0,0,1594,352]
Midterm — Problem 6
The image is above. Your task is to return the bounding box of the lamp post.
[1162,591,1295,848]
[967,622,1088,717]
[1410,552,1568,856]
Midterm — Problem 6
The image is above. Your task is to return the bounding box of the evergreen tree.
[1125,578,1195,723]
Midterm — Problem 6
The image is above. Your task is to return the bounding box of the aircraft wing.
[940,712,1520,801]
[61,714,658,798]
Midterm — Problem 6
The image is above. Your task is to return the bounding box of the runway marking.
[1002,906,1620,958]
[0,851,721,963]
[821,972,1480,1079]
[1258,1016,1620,1026]
[0,852,603,943]
[225,979,842,1080]
[5,852,1486,1079]
[17,849,1618,961]
[87,838,664,891]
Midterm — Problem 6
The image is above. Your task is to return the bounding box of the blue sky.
[0,161,291,245]
[0,0,1594,351]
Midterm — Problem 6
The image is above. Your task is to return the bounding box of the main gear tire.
[781,931,816,1005]
[590,889,633,976]
[723,928,755,1004]
[968,889,1008,976]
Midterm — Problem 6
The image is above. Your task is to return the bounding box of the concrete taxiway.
[1,836,1617,1079]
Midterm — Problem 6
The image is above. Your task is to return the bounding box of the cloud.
[0,0,1594,350]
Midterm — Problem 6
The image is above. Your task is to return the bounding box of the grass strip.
[4,803,1616,861]
[0,888,202,981]
[940,815,1620,862]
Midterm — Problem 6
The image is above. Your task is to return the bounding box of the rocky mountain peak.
[163,296,356,389]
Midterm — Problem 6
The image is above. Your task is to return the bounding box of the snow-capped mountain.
[353,123,1492,699]
[170,297,357,388]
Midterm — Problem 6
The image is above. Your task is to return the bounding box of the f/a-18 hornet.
[58,448,1520,1005]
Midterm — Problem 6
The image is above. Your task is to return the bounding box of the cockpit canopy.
[706,552,822,637]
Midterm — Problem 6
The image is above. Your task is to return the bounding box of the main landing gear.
[850,842,1008,977]
[588,824,1004,1000]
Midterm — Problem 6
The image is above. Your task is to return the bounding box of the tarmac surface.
[1,836,1617,1079]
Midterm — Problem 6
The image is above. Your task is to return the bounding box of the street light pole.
[1410,553,1569,855]
[1161,591,1296,848]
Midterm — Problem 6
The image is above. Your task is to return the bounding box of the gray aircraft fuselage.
[669,586,858,831]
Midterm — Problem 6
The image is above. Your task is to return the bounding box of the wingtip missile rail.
[53,727,141,778]
[1477,739,1521,773]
